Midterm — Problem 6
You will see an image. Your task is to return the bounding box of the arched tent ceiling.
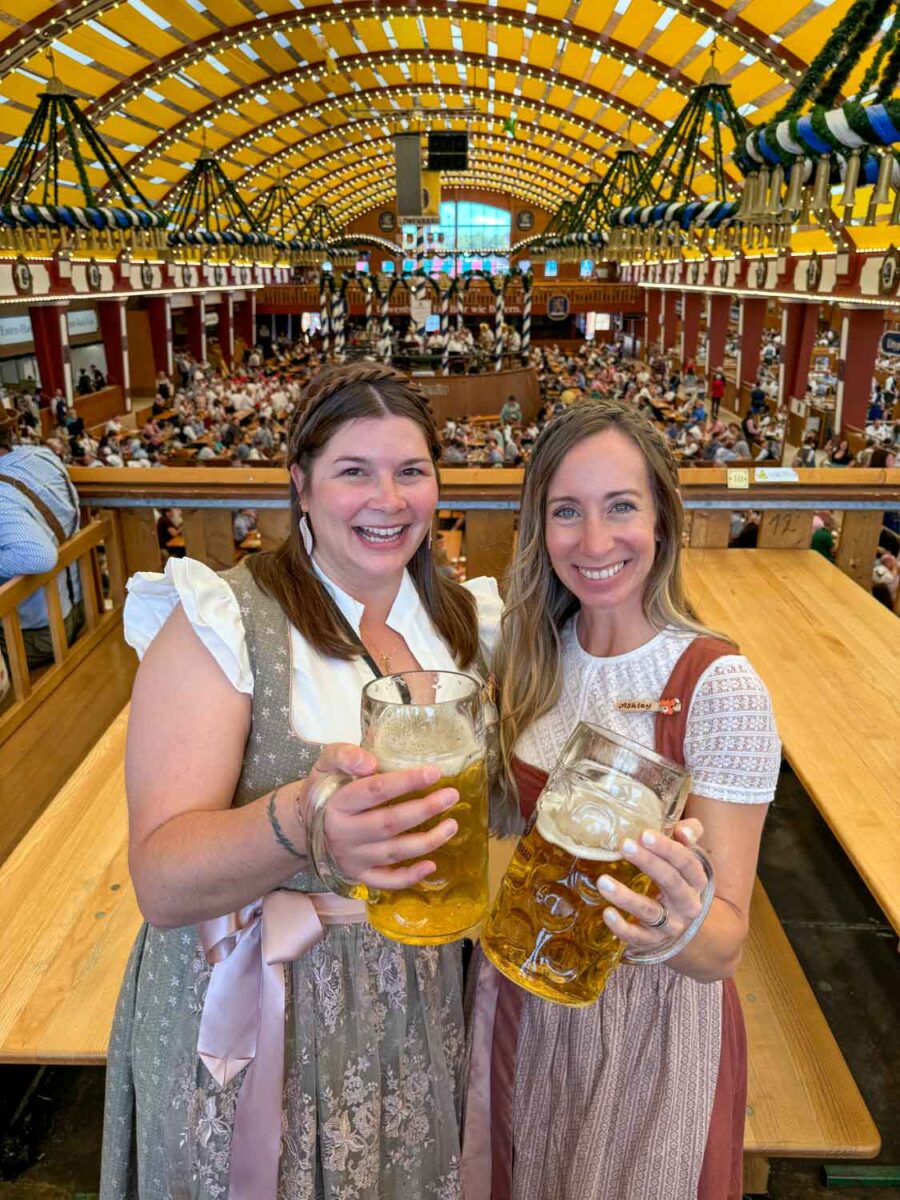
[0,0,881,229]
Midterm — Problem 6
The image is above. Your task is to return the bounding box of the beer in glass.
[361,670,488,945]
[481,723,710,1006]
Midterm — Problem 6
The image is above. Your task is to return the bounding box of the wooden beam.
[835,511,882,590]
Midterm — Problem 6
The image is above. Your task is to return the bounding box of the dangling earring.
[299,512,314,556]
[427,526,433,551]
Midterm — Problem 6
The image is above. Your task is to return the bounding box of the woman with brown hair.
[462,400,781,1200]
[101,363,500,1199]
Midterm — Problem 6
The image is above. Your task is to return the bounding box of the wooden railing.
[68,465,900,593]
[0,516,126,742]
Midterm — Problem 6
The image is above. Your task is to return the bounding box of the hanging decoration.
[253,175,308,247]
[0,54,164,247]
[606,54,747,257]
[736,0,900,226]
[533,143,642,254]
[168,145,271,253]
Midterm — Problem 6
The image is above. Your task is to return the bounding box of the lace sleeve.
[683,655,781,805]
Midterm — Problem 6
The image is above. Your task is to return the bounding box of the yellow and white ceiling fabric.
[0,0,888,230]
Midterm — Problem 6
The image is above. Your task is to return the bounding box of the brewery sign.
[140,261,154,289]
[880,330,900,356]
[755,259,767,289]
[378,211,396,232]
[879,246,899,295]
[806,252,822,293]
[86,259,102,291]
[12,256,33,296]
[547,294,570,321]
[516,210,535,231]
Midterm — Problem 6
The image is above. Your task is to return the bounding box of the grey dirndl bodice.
[100,561,465,1200]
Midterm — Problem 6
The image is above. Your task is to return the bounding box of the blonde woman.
[462,401,781,1200]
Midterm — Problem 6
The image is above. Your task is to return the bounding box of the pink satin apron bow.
[197,890,367,1199]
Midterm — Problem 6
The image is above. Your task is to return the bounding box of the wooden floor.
[0,620,136,866]
[684,549,900,936]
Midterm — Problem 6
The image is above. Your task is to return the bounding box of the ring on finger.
[644,901,668,930]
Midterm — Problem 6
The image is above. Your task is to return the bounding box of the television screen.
[355,260,369,273]
[321,261,332,273]
[381,260,395,274]
[544,260,558,278]
[580,259,594,278]
[425,314,441,333]
[402,258,416,273]
[427,131,468,172]
[518,259,531,274]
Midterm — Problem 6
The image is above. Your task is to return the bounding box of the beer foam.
[536,768,663,862]
[368,710,480,776]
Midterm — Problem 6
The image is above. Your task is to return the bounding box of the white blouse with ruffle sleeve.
[123,557,502,746]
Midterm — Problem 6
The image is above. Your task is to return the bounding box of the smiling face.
[544,428,658,625]
[291,414,439,598]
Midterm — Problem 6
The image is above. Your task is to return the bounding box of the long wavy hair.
[246,363,479,667]
[494,399,730,800]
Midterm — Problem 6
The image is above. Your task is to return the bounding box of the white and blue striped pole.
[494,282,505,373]
[380,283,392,363]
[319,278,330,361]
[440,286,451,375]
[521,274,532,363]
[414,227,427,346]
[331,288,344,362]
[364,279,374,344]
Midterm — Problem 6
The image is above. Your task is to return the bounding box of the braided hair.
[246,362,479,667]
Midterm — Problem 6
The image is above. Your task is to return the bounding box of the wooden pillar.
[182,509,235,572]
[146,296,173,379]
[779,301,818,411]
[758,511,813,549]
[736,296,767,391]
[688,509,732,548]
[646,290,662,354]
[835,307,885,435]
[256,509,291,552]
[97,298,131,411]
[235,293,256,356]
[681,292,702,367]
[29,304,71,408]
[464,510,518,582]
[118,510,162,576]
[706,293,730,382]
[217,293,234,368]
[835,512,883,591]
[661,291,679,353]
[186,294,207,364]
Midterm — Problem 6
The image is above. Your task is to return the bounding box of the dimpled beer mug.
[481,723,715,1006]
[360,670,489,944]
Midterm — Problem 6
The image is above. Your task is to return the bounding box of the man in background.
[0,408,84,668]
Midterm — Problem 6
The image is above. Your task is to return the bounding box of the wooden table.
[0,709,140,1063]
[684,549,900,934]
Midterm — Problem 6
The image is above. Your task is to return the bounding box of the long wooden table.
[684,549,900,935]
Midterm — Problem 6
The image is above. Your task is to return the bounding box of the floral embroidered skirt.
[100,921,465,1199]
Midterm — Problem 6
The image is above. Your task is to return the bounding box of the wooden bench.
[0,723,879,1194]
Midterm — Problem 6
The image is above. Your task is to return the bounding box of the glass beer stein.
[309,671,489,946]
[480,723,715,1006]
